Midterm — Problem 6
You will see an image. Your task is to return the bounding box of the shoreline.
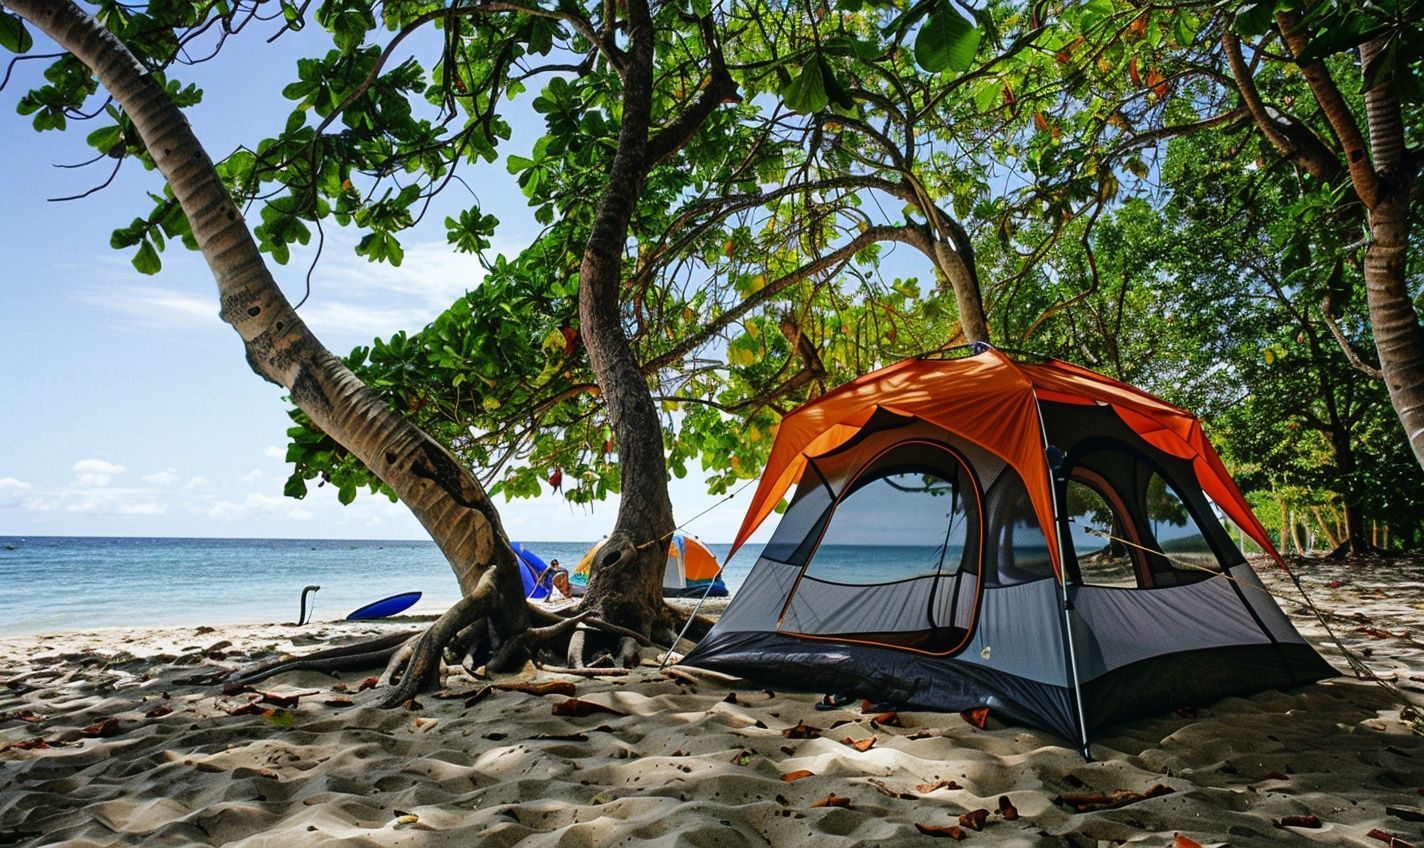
[2,563,1422,847]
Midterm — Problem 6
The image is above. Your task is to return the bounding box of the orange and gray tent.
[682,345,1334,752]
[571,531,728,598]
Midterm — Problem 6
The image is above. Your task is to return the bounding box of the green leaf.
[0,13,33,54]
[818,57,855,111]
[132,240,162,275]
[284,475,308,498]
[781,57,829,114]
[1172,11,1198,47]
[338,481,357,505]
[914,1,981,74]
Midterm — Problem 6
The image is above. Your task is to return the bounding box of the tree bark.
[571,0,677,645]
[13,0,531,661]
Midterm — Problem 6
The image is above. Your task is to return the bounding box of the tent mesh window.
[1064,474,1143,588]
[1062,442,1233,588]
[776,438,983,654]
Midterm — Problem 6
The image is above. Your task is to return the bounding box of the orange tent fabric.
[729,347,1281,575]
[679,534,721,582]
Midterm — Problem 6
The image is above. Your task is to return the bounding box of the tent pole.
[1034,398,1092,760]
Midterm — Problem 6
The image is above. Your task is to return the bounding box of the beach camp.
[7,0,1424,843]
[684,346,1337,751]
[571,531,729,598]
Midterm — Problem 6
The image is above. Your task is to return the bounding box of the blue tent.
[512,542,554,600]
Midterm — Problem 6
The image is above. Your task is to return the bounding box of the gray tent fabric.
[683,401,1336,752]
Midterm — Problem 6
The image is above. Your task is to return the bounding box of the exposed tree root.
[219,577,704,706]
[222,630,419,691]
[379,580,498,708]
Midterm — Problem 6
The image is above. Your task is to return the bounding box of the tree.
[0,0,684,698]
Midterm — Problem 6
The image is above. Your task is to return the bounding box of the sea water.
[0,537,997,635]
[0,537,753,636]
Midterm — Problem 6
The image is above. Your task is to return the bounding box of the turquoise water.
[0,537,1000,635]
[0,537,750,636]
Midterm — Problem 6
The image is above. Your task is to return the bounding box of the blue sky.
[0,19,764,543]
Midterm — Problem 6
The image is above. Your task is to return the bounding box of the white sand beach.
[3,560,1422,847]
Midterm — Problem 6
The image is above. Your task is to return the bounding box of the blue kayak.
[345,591,422,621]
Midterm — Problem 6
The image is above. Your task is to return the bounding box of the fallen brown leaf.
[357,677,380,692]
[961,707,989,729]
[1263,770,1289,780]
[781,770,815,782]
[256,690,306,708]
[80,717,123,738]
[3,709,43,723]
[1368,828,1418,848]
[144,706,174,719]
[1273,815,1321,829]
[323,696,354,708]
[998,795,1019,820]
[781,720,822,739]
[9,738,49,750]
[402,698,422,712]
[958,808,989,831]
[810,793,851,808]
[496,681,577,697]
[550,698,627,718]
[841,736,875,752]
[915,779,962,793]
[1174,833,1204,848]
[1053,784,1174,813]
[463,687,493,708]
[914,823,965,840]
[871,711,904,727]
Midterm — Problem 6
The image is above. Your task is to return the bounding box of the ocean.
[0,536,754,636]
[0,537,1002,636]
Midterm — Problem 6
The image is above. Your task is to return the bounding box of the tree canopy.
[6,0,1423,553]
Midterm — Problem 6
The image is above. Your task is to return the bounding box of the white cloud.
[143,468,180,485]
[116,501,168,516]
[207,491,312,523]
[73,458,126,487]
[311,236,489,311]
[77,285,218,330]
[21,486,166,516]
[0,477,33,507]
[240,468,263,483]
[297,300,438,338]
[264,446,285,459]
[184,476,208,490]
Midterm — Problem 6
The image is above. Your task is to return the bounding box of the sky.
[0,18,767,544]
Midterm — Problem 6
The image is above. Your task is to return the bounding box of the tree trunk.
[1357,38,1424,472]
[1329,432,1372,556]
[571,0,678,649]
[1361,190,1424,473]
[13,0,532,676]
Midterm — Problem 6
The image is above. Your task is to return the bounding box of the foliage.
[8,0,1423,547]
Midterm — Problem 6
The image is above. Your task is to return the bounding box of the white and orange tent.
[572,530,728,598]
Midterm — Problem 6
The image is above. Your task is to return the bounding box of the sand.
[2,560,1422,847]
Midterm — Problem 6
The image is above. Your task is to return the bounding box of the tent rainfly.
[573,531,728,598]
[682,345,1335,754]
